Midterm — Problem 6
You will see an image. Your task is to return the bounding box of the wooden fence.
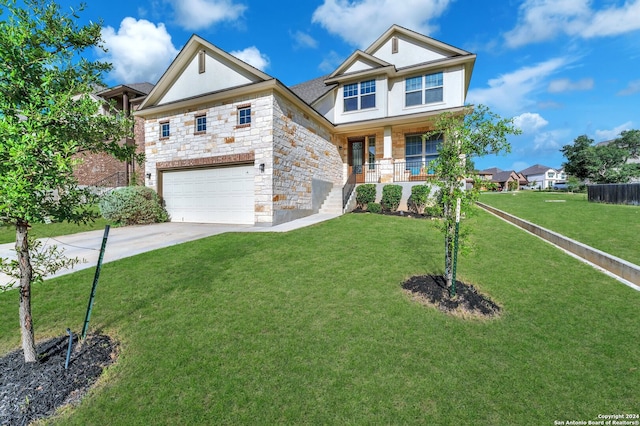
[588,183,640,205]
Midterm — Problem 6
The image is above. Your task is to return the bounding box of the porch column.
[383,126,392,158]
[379,126,394,183]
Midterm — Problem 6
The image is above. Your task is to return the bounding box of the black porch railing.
[342,170,356,209]
[394,161,434,182]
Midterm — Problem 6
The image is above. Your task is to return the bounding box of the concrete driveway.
[0,214,339,288]
[0,222,252,287]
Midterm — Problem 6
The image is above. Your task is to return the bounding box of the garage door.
[162,165,255,224]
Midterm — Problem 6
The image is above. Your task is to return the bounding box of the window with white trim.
[405,72,443,106]
[405,133,442,174]
[343,79,376,111]
[196,115,206,133]
[160,122,170,138]
[238,106,251,125]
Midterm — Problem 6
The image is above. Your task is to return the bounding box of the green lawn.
[0,218,111,245]
[479,191,640,266]
[1,212,638,424]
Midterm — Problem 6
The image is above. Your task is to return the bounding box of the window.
[343,83,358,111]
[405,72,443,106]
[392,37,399,54]
[405,134,442,174]
[238,106,251,125]
[360,80,376,109]
[160,122,170,138]
[368,136,376,169]
[195,115,206,133]
[547,172,555,178]
[343,80,376,111]
[425,72,443,103]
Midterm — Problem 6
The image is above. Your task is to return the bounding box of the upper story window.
[547,172,555,178]
[405,72,443,107]
[160,121,170,138]
[344,79,376,112]
[196,115,206,133]
[238,106,251,126]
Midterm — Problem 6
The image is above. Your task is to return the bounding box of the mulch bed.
[0,334,117,426]
[351,208,434,219]
[402,275,502,318]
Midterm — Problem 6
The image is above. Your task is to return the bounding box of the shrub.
[381,184,402,212]
[367,202,382,214]
[355,184,376,209]
[100,186,169,226]
[407,184,431,214]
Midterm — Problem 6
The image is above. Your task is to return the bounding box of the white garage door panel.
[163,166,254,224]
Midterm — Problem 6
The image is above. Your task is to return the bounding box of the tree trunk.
[16,221,37,363]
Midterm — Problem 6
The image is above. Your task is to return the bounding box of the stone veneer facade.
[144,88,342,226]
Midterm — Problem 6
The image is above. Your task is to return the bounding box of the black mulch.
[402,275,502,318]
[351,208,434,219]
[0,334,117,426]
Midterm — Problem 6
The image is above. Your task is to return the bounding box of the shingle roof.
[124,82,155,95]
[479,167,502,175]
[289,75,337,105]
[519,164,554,176]
[492,171,516,182]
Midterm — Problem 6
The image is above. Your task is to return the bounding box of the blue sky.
[55,0,640,172]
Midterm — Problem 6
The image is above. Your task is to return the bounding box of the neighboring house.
[519,164,566,189]
[136,25,476,226]
[491,170,527,190]
[477,167,501,181]
[73,82,154,187]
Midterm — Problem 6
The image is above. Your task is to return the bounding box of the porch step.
[319,187,343,215]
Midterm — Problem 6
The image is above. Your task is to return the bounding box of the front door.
[349,138,365,183]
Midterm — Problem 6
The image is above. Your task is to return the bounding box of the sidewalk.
[0,213,341,288]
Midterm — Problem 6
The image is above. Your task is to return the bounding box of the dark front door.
[349,138,365,183]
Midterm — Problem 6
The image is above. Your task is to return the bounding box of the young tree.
[426,105,520,291]
[0,0,139,362]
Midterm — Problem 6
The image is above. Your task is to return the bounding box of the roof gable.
[327,50,393,81]
[366,25,473,68]
[140,34,273,110]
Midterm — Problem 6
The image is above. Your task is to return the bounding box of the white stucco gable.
[366,25,470,68]
[140,34,273,109]
[329,50,393,78]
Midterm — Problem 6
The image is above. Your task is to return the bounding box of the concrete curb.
[477,202,640,291]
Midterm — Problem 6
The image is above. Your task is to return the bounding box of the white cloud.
[513,112,549,134]
[101,18,179,84]
[595,122,633,141]
[618,80,640,96]
[467,57,568,114]
[318,50,345,73]
[291,31,318,49]
[547,77,594,93]
[312,0,452,48]
[167,0,246,31]
[504,0,640,48]
[580,1,640,38]
[230,46,270,71]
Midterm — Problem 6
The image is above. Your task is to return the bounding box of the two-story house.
[519,164,566,189]
[136,25,476,226]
